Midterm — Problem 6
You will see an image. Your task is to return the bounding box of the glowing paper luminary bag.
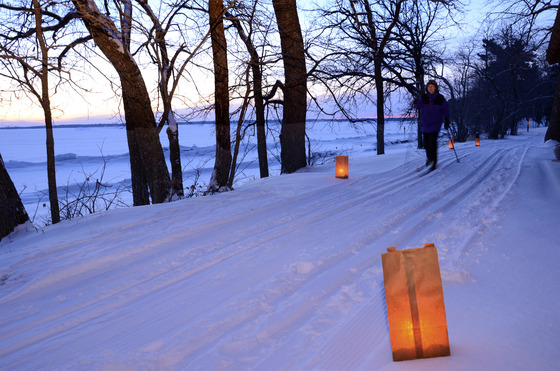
[335,155,349,179]
[381,243,450,362]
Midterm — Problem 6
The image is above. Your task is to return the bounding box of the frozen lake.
[1,119,419,225]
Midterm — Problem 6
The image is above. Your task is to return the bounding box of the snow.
[1,124,559,370]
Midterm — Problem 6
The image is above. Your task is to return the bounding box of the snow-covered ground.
[0,125,559,370]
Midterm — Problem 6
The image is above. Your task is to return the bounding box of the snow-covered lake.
[1,119,415,225]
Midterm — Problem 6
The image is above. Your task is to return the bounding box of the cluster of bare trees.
[0,0,307,238]
[1,0,559,241]
[306,0,559,146]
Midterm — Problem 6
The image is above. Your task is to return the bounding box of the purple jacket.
[415,93,450,133]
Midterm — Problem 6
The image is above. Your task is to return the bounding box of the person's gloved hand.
[444,117,450,130]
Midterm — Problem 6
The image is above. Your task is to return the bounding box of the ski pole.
[446,127,460,163]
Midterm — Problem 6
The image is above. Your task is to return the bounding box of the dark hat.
[426,80,438,91]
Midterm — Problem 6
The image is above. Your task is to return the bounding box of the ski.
[416,161,433,172]
[417,167,437,178]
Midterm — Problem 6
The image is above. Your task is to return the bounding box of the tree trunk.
[71,0,170,205]
[125,127,149,205]
[546,72,560,142]
[33,0,60,224]
[546,7,560,142]
[166,111,183,197]
[0,154,29,241]
[121,74,171,204]
[254,65,269,178]
[117,0,150,205]
[546,7,560,65]
[208,0,231,192]
[228,91,249,188]
[272,0,307,174]
[120,0,132,50]
[415,73,425,149]
[44,105,61,223]
[375,57,385,155]
[364,0,403,156]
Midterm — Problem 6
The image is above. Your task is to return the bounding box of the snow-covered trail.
[0,129,558,370]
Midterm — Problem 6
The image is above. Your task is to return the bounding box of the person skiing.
[415,80,450,171]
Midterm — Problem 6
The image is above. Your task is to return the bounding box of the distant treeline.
[448,34,558,141]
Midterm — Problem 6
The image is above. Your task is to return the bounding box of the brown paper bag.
[382,243,450,361]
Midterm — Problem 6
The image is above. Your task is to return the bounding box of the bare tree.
[307,0,404,155]
[272,0,307,172]
[448,41,477,141]
[388,0,459,147]
[134,0,210,197]
[0,0,78,224]
[227,1,271,179]
[307,0,460,154]
[69,0,171,205]
[30,0,61,222]
[367,0,404,155]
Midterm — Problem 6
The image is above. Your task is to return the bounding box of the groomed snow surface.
[1,127,559,370]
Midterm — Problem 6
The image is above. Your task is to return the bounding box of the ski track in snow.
[0,132,549,369]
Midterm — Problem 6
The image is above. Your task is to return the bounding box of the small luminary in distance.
[448,139,454,149]
[335,155,349,179]
[475,132,480,146]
